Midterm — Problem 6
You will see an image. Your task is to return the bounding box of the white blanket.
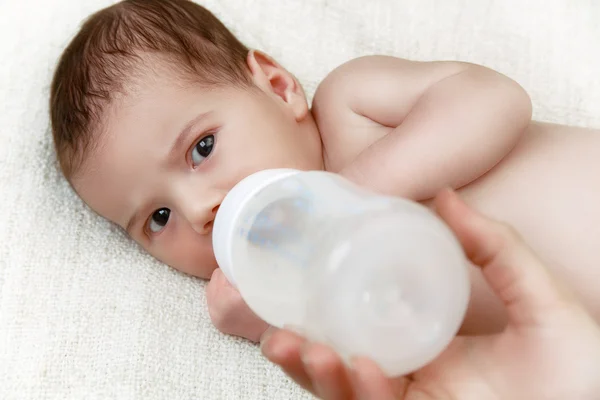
[1,0,598,398]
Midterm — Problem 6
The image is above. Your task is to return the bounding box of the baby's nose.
[190,204,220,235]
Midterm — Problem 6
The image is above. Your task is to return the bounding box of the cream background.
[1,0,598,398]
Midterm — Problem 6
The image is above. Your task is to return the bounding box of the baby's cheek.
[161,237,218,279]
[148,232,217,279]
[183,258,218,279]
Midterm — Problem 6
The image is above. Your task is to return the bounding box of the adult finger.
[261,329,316,394]
[301,342,355,400]
[350,357,408,400]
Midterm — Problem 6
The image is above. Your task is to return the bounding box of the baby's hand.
[205,268,270,342]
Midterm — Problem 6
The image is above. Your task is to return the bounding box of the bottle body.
[213,169,470,376]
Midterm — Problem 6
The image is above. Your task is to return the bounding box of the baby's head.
[50,0,323,278]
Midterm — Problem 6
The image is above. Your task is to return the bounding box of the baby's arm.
[312,55,532,201]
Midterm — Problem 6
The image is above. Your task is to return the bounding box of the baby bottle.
[212,169,470,376]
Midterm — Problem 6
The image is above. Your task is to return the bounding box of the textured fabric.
[0,0,598,398]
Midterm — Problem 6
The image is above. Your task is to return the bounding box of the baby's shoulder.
[312,54,441,121]
[313,55,402,106]
[311,56,401,171]
[312,56,393,123]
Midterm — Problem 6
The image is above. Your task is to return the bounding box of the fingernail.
[349,356,361,377]
[283,324,305,336]
[301,350,324,395]
[259,327,275,349]
[349,357,368,400]
[299,341,312,366]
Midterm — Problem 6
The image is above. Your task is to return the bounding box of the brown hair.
[50,0,251,179]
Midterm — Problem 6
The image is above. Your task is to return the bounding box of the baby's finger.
[210,267,234,288]
[261,329,315,394]
[301,343,354,400]
[435,189,570,328]
[205,269,226,309]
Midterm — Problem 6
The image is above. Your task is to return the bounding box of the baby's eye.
[149,208,170,233]
[191,134,215,166]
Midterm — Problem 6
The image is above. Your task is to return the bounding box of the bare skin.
[313,55,600,335]
[73,51,600,344]
[325,110,600,334]
[456,122,600,332]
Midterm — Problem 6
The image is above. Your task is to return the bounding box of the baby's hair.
[50,0,251,179]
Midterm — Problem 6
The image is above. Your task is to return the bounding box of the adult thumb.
[434,189,570,329]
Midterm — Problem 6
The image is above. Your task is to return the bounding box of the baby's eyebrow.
[168,111,213,164]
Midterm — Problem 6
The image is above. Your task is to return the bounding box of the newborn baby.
[50,0,600,342]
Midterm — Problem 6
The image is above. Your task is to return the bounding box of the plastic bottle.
[212,168,470,376]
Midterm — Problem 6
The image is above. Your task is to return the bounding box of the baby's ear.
[247,50,308,121]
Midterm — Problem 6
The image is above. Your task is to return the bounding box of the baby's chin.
[194,263,219,280]
[172,257,219,280]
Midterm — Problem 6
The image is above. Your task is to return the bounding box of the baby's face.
[74,59,322,278]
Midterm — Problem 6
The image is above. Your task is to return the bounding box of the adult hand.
[260,189,600,400]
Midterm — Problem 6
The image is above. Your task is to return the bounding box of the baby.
[51,0,600,343]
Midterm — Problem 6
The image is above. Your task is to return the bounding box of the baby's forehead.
[111,65,249,122]
[121,55,189,95]
[103,72,217,144]
[106,62,192,118]
[102,53,255,136]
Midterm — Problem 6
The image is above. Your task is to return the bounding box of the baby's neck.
[302,112,326,171]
